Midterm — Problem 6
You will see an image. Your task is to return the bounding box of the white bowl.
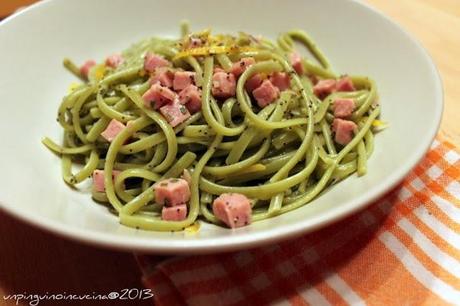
[0,0,442,254]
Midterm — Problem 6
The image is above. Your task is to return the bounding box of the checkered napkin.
[136,138,460,305]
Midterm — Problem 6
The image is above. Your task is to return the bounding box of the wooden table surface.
[1,1,459,305]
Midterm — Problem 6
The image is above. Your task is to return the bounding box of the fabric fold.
[137,139,460,306]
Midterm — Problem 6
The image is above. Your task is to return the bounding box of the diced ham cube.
[333,98,355,118]
[160,100,191,127]
[101,119,126,142]
[212,71,236,99]
[212,193,252,228]
[252,80,280,108]
[154,178,191,206]
[289,51,304,74]
[144,52,170,73]
[149,68,174,88]
[313,79,337,99]
[332,118,358,145]
[80,60,96,79]
[313,77,355,99]
[173,71,196,91]
[162,204,188,221]
[230,57,255,77]
[105,54,123,68]
[178,84,202,113]
[142,83,177,109]
[245,73,263,92]
[92,169,121,192]
[336,76,356,92]
[269,72,290,91]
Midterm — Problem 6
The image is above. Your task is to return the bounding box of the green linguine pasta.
[43,22,384,231]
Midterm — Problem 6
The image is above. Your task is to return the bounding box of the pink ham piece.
[245,73,263,92]
[212,71,236,99]
[333,98,355,118]
[149,68,174,88]
[313,77,356,99]
[173,71,196,91]
[313,79,337,99]
[154,178,191,206]
[159,100,191,127]
[101,119,126,142]
[162,204,188,221]
[178,84,202,113]
[336,76,355,92]
[212,193,252,228]
[92,169,121,193]
[142,83,177,109]
[105,54,123,68]
[332,118,358,145]
[230,57,255,77]
[80,60,96,79]
[269,72,290,91]
[252,80,280,108]
[289,51,304,74]
[144,52,170,73]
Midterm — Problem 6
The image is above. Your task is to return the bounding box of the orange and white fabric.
[136,138,460,305]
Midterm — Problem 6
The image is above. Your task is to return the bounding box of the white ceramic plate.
[0,0,442,254]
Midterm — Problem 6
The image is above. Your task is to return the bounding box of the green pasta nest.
[43,23,384,231]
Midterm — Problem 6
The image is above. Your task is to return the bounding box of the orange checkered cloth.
[136,138,460,305]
